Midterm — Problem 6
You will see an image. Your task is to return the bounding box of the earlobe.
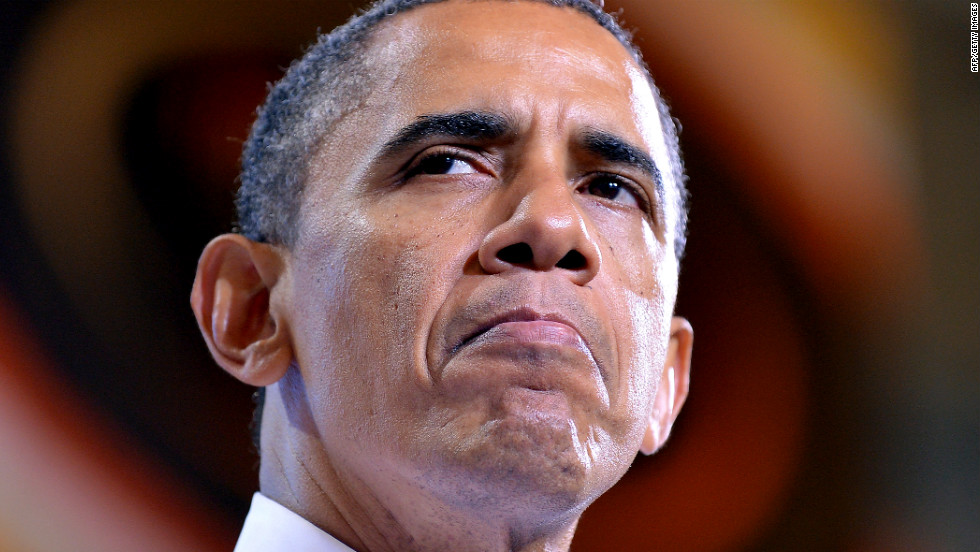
[190,234,292,387]
[640,316,693,455]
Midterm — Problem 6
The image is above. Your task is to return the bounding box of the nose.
[477,167,601,286]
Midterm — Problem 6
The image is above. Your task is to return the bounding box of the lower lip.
[441,320,608,408]
[467,320,587,350]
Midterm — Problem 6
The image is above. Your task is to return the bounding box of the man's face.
[281,0,680,519]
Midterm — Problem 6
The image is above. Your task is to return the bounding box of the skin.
[191,2,693,551]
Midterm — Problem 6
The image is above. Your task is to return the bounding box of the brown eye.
[584,176,640,208]
[408,154,478,178]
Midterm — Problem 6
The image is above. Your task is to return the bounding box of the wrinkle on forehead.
[365,10,645,130]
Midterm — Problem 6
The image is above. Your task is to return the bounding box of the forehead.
[357,0,669,154]
[377,0,634,80]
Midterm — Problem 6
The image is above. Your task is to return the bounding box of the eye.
[581,175,642,209]
[406,152,479,178]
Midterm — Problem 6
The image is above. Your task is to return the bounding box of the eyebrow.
[379,111,513,159]
[580,129,664,204]
[377,112,664,206]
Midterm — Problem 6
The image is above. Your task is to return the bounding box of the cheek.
[587,205,671,295]
[358,190,489,335]
[601,217,674,421]
[291,199,474,422]
[628,217,674,295]
[354,219,452,390]
[623,291,669,400]
[599,286,670,457]
[287,218,366,418]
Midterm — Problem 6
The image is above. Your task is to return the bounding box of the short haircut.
[236,0,690,260]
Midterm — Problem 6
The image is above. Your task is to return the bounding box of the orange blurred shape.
[0,291,234,552]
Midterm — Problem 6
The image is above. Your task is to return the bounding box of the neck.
[257,382,582,552]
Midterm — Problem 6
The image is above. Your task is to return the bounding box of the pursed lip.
[453,307,586,354]
[428,279,614,394]
[430,286,613,408]
[436,302,611,408]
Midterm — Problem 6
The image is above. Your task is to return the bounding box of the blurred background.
[0,0,976,550]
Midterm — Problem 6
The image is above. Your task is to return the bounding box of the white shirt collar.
[234,492,356,552]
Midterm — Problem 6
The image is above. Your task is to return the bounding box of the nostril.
[555,250,586,270]
[497,243,534,265]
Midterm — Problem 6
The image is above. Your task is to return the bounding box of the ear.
[640,316,693,455]
[190,233,292,387]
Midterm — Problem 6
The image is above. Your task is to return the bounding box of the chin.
[423,405,615,520]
